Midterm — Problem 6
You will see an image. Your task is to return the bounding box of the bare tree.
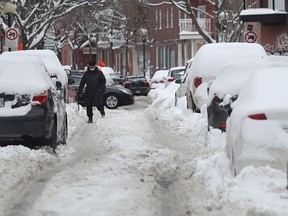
[144,0,244,43]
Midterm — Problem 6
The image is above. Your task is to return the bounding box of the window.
[159,9,162,29]
[166,8,169,28]
[155,10,158,30]
[268,0,285,10]
[197,5,206,19]
[171,7,173,28]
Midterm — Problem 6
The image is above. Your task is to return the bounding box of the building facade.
[240,0,288,55]
[148,0,215,77]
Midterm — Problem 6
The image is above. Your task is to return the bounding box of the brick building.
[148,0,215,76]
[240,0,288,55]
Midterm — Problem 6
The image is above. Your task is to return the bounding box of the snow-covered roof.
[240,8,287,16]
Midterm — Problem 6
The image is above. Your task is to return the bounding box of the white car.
[226,67,288,175]
[150,69,169,89]
[185,43,267,112]
[174,59,193,106]
[207,56,288,131]
[2,50,69,103]
[164,66,185,87]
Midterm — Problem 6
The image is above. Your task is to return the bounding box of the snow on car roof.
[233,67,288,114]
[151,70,169,82]
[1,50,68,85]
[192,43,267,77]
[208,56,288,106]
[0,55,54,94]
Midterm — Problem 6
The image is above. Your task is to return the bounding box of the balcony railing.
[243,0,285,11]
[179,18,211,33]
[241,0,287,24]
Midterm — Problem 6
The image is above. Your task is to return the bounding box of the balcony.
[179,18,211,40]
[240,0,287,25]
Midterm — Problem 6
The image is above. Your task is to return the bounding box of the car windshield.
[127,77,147,82]
[171,69,185,78]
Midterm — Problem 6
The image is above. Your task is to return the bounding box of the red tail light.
[213,96,222,103]
[159,80,164,83]
[168,77,174,82]
[219,122,226,130]
[32,91,48,106]
[194,77,202,88]
[248,113,267,120]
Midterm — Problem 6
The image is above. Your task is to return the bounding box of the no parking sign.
[5,27,19,49]
[244,31,257,43]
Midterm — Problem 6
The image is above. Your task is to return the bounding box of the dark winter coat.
[78,67,106,106]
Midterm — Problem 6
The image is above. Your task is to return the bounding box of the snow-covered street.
[1,84,288,216]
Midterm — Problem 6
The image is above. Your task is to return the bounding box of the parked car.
[226,67,288,175]
[207,56,288,132]
[62,65,71,75]
[0,56,67,152]
[1,50,69,103]
[68,75,134,109]
[185,43,267,113]
[150,69,169,89]
[164,66,186,87]
[122,76,150,96]
[174,59,193,106]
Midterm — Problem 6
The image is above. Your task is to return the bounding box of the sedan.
[0,56,67,152]
[68,75,134,109]
[226,67,288,176]
[122,76,150,96]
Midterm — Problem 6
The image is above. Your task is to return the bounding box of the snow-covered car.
[226,67,288,175]
[1,50,69,103]
[150,69,169,89]
[0,56,67,152]
[174,58,193,106]
[164,66,185,88]
[185,43,267,113]
[207,56,288,132]
[68,75,134,109]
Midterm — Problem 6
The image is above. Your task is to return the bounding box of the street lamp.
[142,36,146,77]
[2,2,16,27]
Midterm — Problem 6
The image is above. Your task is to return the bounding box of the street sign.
[244,31,257,43]
[218,32,229,43]
[5,28,19,48]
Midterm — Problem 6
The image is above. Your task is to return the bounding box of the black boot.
[100,110,105,117]
[87,117,93,123]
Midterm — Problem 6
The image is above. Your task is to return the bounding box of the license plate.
[0,98,4,107]
[136,90,141,93]
[283,126,288,133]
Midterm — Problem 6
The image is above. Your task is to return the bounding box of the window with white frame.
[155,9,158,30]
[171,7,173,28]
[166,8,169,28]
[269,0,285,10]
[156,46,159,69]
[159,9,162,29]
[197,5,206,18]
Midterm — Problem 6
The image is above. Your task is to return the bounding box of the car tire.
[61,114,68,145]
[175,93,178,106]
[105,94,119,109]
[46,120,58,153]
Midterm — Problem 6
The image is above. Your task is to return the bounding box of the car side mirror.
[68,78,75,85]
[56,81,62,90]
[175,79,181,84]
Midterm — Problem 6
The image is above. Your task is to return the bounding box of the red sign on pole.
[244,31,257,43]
[5,28,19,48]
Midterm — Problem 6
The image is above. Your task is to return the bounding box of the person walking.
[78,61,106,123]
